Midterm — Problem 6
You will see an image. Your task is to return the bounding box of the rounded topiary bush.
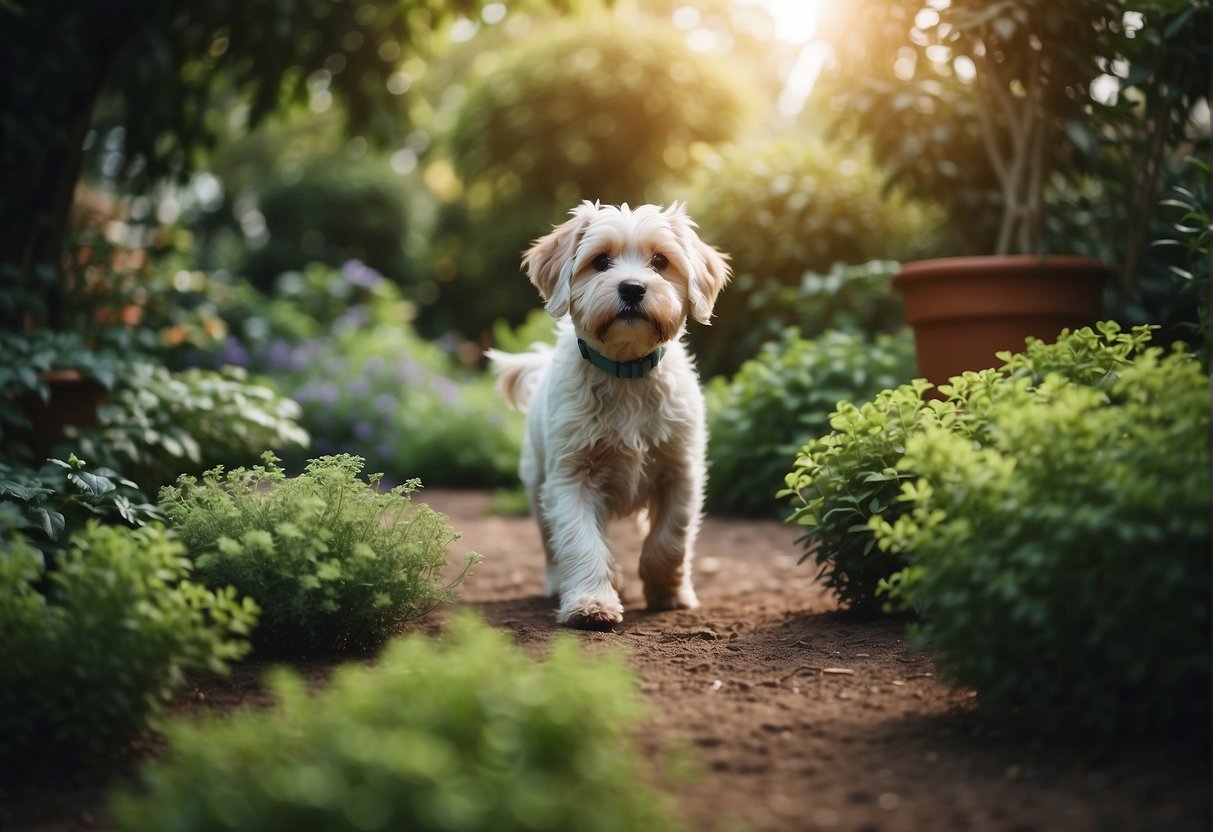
[874,343,1210,735]
[426,14,751,340]
[0,522,256,777]
[243,155,412,292]
[687,140,941,376]
[159,454,477,655]
[706,327,916,517]
[111,614,681,832]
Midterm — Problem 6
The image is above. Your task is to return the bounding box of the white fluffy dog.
[487,201,730,629]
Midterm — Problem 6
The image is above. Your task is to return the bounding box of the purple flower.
[431,375,459,407]
[353,420,374,441]
[334,306,370,333]
[374,394,397,414]
[221,337,249,368]
[264,338,291,370]
[363,355,385,376]
[342,259,384,289]
[395,357,421,385]
[348,378,372,398]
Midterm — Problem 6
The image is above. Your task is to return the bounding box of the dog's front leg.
[541,478,624,629]
[638,467,702,612]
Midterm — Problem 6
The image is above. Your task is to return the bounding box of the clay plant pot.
[893,255,1112,388]
[18,369,109,460]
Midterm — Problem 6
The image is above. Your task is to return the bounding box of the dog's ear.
[666,203,731,325]
[522,201,598,318]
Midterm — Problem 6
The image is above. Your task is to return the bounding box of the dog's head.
[523,201,730,362]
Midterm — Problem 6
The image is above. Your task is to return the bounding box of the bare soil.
[5,489,1210,831]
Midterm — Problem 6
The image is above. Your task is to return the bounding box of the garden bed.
[5,490,1209,832]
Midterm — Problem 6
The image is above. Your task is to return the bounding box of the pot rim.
[898,254,1114,280]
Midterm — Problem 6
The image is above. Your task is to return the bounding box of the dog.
[487,201,730,629]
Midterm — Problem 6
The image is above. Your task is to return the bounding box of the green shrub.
[686,136,942,376]
[159,454,477,654]
[73,363,309,488]
[695,260,910,379]
[781,378,941,612]
[242,156,412,292]
[873,345,1210,734]
[111,613,680,832]
[0,522,256,777]
[706,328,916,517]
[0,454,161,551]
[782,322,1160,613]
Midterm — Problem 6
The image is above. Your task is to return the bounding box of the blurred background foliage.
[0,0,1207,499]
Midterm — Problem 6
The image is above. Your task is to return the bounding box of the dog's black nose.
[618,280,646,304]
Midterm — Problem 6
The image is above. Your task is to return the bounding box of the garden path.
[6,490,1209,832]
[426,490,1209,832]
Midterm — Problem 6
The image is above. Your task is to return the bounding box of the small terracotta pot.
[18,369,109,459]
[893,255,1111,388]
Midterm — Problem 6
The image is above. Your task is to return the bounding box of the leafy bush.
[706,328,916,517]
[159,454,477,654]
[112,614,680,832]
[782,322,1159,613]
[72,362,309,488]
[873,344,1210,734]
[0,522,256,777]
[696,260,910,379]
[686,137,941,376]
[781,378,939,613]
[242,156,412,292]
[0,455,161,552]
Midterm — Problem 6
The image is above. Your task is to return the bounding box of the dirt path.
[5,490,1209,832]
[425,490,1209,832]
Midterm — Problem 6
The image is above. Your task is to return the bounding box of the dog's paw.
[646,586,700,612]
[557,594,624,630]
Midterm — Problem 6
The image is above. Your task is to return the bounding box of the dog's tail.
[485,344,552,413]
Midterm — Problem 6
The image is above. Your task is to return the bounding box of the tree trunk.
[0,7,126,330]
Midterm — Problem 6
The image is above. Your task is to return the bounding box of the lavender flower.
[341,259,384,289]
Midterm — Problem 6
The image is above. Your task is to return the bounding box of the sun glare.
[755,0,824,44]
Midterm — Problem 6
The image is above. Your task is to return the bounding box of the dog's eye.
[650,253,669,272]
[591,253,613,272]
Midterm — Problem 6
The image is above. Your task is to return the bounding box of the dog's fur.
[487,201,729,629]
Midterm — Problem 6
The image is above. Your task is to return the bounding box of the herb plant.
[159,454,477,654]
[873,344,1210,734]
[706,328,915,517]
[0,522,256,777]
[112,614,680,832]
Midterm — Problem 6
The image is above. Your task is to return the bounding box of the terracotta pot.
[18,369,108,459]
[893,255,1112,388]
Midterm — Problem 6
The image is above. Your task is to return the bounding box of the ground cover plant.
[0,522,257,779]
[159,453,477,654]
[706,327,915,517]
[874,342,1210,735]
[111,613,680,832]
